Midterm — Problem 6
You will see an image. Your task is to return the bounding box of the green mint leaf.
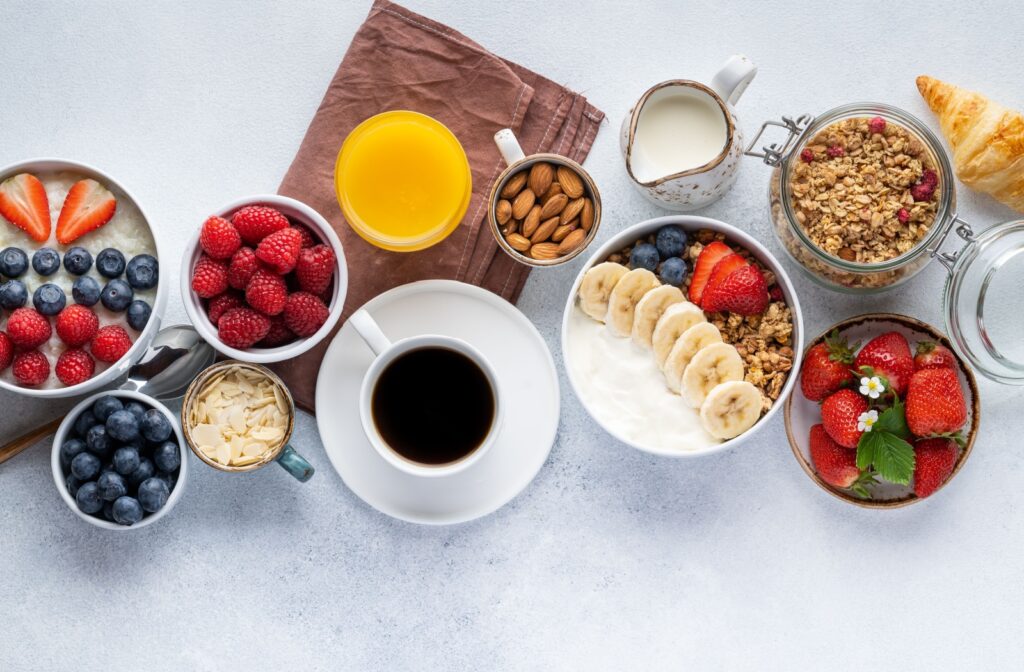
[871,432,916,485]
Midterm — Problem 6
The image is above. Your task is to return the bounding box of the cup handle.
[494,129,526,166]
[275,444,314,482]
[349,308,392,356]
[710,54,757,106]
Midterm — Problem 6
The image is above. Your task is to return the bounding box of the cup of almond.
[487,129,601,266]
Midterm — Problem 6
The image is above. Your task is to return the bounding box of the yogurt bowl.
[561,215,803,458]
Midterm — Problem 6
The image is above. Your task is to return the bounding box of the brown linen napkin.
[271,0,605,413]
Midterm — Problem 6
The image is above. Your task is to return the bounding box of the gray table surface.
[2,1,1024,670]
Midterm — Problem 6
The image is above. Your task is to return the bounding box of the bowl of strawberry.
[786,313,980,507]
[181,195,347,363]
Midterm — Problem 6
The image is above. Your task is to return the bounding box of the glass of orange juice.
[334,111,472,252]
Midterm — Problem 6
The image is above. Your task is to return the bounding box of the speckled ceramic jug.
[620,55,756,211]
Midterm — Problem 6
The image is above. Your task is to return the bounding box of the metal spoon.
[0,324,217,464]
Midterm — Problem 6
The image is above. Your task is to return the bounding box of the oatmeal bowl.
[560,215,803,458]
[0,158,166,398]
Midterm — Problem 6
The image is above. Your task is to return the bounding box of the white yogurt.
[565,306,720,453]
[0,171,157,389]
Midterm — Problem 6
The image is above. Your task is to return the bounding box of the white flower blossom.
[859,376,885,399]
[857,409,879,432]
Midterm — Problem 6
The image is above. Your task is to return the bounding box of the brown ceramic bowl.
[785,313,980,508]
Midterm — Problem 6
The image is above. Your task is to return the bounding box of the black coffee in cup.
[371,347,495,465]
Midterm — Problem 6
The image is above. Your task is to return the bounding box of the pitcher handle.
[275,444,315,482]
[710,55,757,106]
[494,129,526,166]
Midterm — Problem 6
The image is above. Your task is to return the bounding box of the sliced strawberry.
[687,241,732,304]
[701,253,747,307]
[701,264,770,315]
[56,179,117,245]
[0,173,51,242]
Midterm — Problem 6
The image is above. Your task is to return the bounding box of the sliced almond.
[557,228,587,255]
[496,199,512,225]
[500,171,527,199]
[528,162,554,196]
[557,165,585,198]
[505,233,531,252]
[539,193,568,220]
[511,188,536,220]
[560,197,586,225]
[530,216,560,244]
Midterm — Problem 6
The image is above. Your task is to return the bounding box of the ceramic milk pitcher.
[620,55,757,211]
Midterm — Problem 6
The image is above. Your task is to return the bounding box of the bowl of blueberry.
[52,391,187,529]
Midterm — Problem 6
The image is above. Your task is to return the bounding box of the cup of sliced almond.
[488,128,601,266]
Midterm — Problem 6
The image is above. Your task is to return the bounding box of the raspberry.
[868,116,886,134]
[826,144,845,158]
[55,348,95,386]
[258,314,295,348]
[199,215,242,259]
[91,325,133,363]
[921,169,938,186]
[292,224,318,248]
[800,148,815,163]
[227,247,259,290]
[769,285,784,302]
[6,308,52,349]
[245,269,288,316]
[255,227,302,274]
[55,305,99,347]
[12,350,49,386]
[897,208,910,224]
[207,292,245,326]
[232,205,289,245]
[191,255,229,299]
[218,307,271,349]
[0,332,12,371]
[295,244,336,295]
[911,181,936,202]
[283,292,330,337]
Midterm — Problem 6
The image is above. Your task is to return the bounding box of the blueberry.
[92,395,124,423]
[63,247,93,275]
[659,257,689,286]
[100,279,133,312]
[60,438,88,469]
[73,410,97,438]
[31,247,61,276]
[629,243,660,272]
[0,279,27,309]
[32,283,66,316]
[655,225,688,259]
[85,424,111,458]
[96,471,128,501]
[112,496,144,526]
[152,441,180,473]
[125,254,158,290]
[102,500,116,521]
[137,477,170,513]
[126,300,152,331]
[106,409,140,442]
[75,481,103,514]
[96,248,126,278]
[66,474,83,498]
[0,247,28,277]
[124,402,147,423]
[112,446,141,476]
[141,409,172,443]
[127,457,155,488]
[71,276,101,306]
[71,452,101,480]
[155,470,176,492]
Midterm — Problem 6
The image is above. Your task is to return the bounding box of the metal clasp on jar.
[927,215,976,273]
[744,114,814,166]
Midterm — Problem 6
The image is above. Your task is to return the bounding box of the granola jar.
[747,103,955,293]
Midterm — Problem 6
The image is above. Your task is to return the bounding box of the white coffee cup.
[349,309,503,477]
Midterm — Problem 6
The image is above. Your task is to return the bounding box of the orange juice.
[335,111,472,252]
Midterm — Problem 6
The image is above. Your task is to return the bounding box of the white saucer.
[315,280,560,525]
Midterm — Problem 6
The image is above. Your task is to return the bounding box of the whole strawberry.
[854,331,913,397]
[91,325,133,363]
[199,215,242,259]
[56,304,99,347]
[0,332,13,371]
[700,264,769,315]
[821,389,868,449]
[232,205,290,245]
[906,368,967,436]
[913,437,959,498]
[207,292,245,326]
[800,331,856,401]
[12,350,50,386]
[55,348,95,386]
[227,247,259,290]
[192,255,229,299]
[914,341,957,371]
[218,307,271,349]
[245,269,288,316]
[255,227,303,275]
[295,244,336,295]
[809,424,863,489]
[283,292,330,337]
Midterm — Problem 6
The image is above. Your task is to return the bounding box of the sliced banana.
[651,302,706,369]
[700,380,763,440]
[578,262,629,322]
[663,322,722,394]
[604,268,660,337]
[631,285,685,349]
[680,341,744,408]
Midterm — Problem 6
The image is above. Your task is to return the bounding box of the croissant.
[916,75,1024,212]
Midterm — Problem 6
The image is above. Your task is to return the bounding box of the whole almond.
[530,216,560,244]
[580,198,594,231]
[511,188,536,220]
[551,223,576,243]
[522,205,542,238]
[557,228,586,255]
[500,171,527,199]
[505,233,531,252]
[541,182,563,203]
[539,193,568,220]
[501,218,518,236]
[496,199,512,225]
[528,162,554,196]
[560,197,585,225]
[557,165,585,198]
[529,242,560,260]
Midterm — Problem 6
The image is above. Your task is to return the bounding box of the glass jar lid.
[944,219,1024,384]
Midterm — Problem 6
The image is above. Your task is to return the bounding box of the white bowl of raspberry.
[180,194,348,364]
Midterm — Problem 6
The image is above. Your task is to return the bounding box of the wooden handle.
[0,416,66,464]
